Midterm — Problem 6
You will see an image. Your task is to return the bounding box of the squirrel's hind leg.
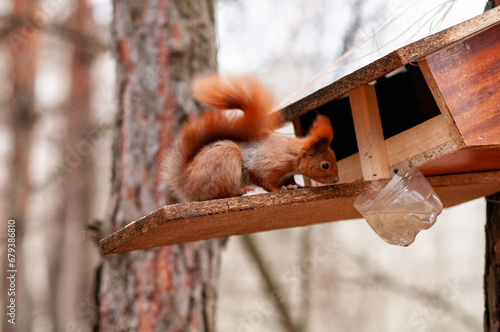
[184,141,249,200]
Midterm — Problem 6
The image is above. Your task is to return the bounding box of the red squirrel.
[163,75,339,202]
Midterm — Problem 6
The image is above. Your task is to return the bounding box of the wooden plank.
[419,147,500,176]
[386,115,456,167]
[101,170,500,254]
[280,7,500,122]
[429,171,500,207]
[336,115,456,182]
[281,53,403,121]
[418,59,465,147]
[423,23,500,147]
[101,181,369,254]
[337,154,362,183]
[349,84,391,180]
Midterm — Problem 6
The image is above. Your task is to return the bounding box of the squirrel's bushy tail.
[164,75,281,201]
[178,75,280,162]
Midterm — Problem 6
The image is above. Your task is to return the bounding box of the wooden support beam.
[349,84,391,180]
[293,117,312,187]
[100,171,500,254]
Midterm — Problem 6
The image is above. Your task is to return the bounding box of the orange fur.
[181,75,277,161]
[302,115,333,152]
[163,75,339,202]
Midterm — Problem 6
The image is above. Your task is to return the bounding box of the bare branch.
[241,235,300,332]
[340,0,365,55]
[298,228,312,332]
[0,14,109,52]
[343,251,481,330]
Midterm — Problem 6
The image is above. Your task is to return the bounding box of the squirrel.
[163,75,339,202]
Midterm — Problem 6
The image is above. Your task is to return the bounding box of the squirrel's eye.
[321,162,329,170]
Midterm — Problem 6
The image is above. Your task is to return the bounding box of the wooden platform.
[100,8,500,255]
[101,171,500,254]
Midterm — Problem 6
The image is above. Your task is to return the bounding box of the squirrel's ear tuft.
[303,115,333,154]
[309,115,333,143]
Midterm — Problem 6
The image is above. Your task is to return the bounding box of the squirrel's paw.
[236,185,255,196]
[280,184,300,191]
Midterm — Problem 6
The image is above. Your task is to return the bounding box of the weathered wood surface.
[281,7,500,122]
[423,22,500,147]
[101,170,500,254]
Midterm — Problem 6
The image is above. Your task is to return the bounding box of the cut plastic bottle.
[354,167,443,246]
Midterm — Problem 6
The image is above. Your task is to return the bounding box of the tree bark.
[485,0,500,10]
[98,1,223,331]
[483,3,499,331]
[485,193,500,331]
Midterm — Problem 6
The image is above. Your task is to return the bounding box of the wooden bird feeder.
[101,8,500,255]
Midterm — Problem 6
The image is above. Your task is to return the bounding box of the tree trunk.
[483,3,499,332]
[485,192,500,331]
[3,0,39,330]
[98,1,223,331]
[485,0,500,10]
[48,1,100,330]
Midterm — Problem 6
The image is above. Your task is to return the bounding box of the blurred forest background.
[0,0,492,331]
